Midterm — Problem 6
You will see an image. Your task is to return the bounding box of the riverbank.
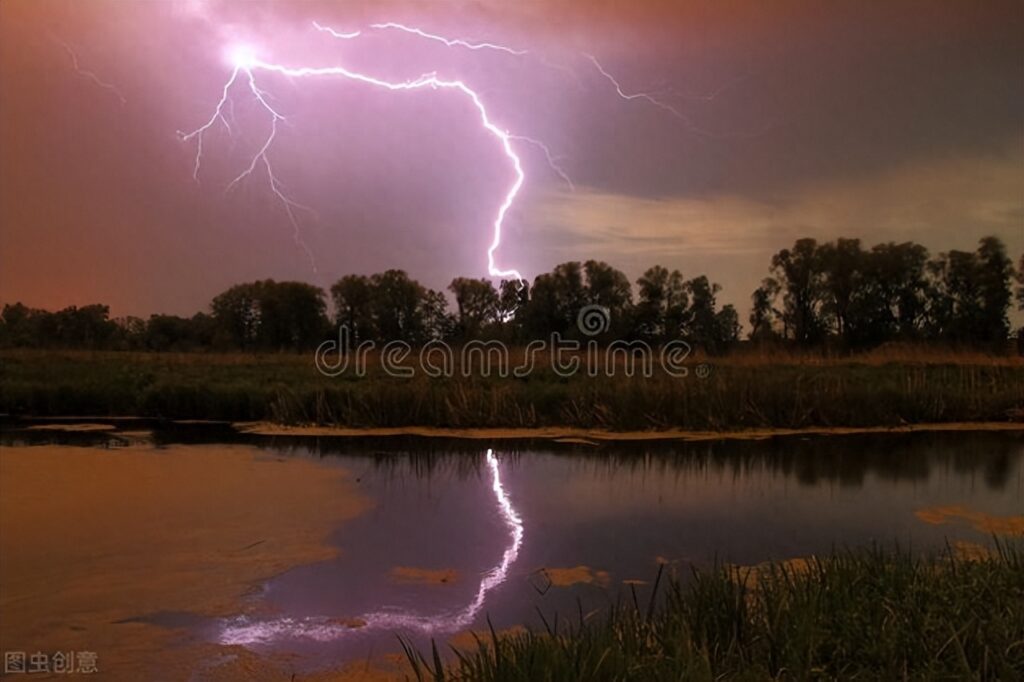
[0,443,369,680]
[234,420,1024,441]
[2,349,1021,431]
[409,546,1024,681]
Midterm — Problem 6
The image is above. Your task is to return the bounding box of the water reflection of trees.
[289,432,1021,490]
[545,433,1023,491]
[5,423,1019,490]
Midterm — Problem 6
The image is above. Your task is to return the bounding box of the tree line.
[751,236,1020,348]
[2,236,1021,353]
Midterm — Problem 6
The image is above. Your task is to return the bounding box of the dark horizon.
[3,232,1020,354]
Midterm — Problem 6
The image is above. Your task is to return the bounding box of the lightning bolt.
[53,36,127,105]
[181,20,743,282]
[585,54,693,124]
[509,135,574,191]
[335,23,695,125]
[311,21,693,126]
[313,20,576,194]
[312,21,724,148]
[218,449,524,644]
[368,21,528,55]
[586,54,773,138]
[178,58,321,272]
[310,21,361,40]
[177,67,240,182]
[169,65,300,272]
[181,29,528,281]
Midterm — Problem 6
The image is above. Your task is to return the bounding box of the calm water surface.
[203,431,1023,665]
[5,427,1023,673]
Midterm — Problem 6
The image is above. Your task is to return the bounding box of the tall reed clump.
[404,544,1024,681]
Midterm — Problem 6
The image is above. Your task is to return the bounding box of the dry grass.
[2,348,1021,430]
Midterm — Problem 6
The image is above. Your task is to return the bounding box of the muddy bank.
[0,444,370,680]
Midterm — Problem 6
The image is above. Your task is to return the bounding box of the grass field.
[1,348,1022,430]
[406,545,1024,681]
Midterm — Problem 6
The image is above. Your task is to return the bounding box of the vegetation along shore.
[1,348,1021,430]
[404,545,1024,681]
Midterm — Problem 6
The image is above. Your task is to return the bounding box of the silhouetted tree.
[330,275,374,346]
[2,303,122,349]
[927,237,1012,347]
[749,277,781,340]
[114,316,147,350]
[635,265,687,342]
[448,277,499,339]
[1016,254,1024,312]
[211,280,328,350]
[497,280,529,340]
[819,238,864,341]
[421,288,456,341]
[1,303,40,346]
[368,270,424,342]
[716,304,742,346]
[260,281,330,350]
[3,235,1015,353]
[855,241,930,344]
[523,262,585,337]
[976,237,1014,344]
[145,314,197,351]
[771,238,829,345]
[579,260,631,338]
[584,260,631,311]
[330,271,450,344]
[684,275,734,353]
[211,283,262,348]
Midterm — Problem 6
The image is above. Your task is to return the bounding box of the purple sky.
[1,0,1022,323]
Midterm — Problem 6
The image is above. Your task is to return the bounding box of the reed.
[405,544,1024,681]
[1,349,1021,429]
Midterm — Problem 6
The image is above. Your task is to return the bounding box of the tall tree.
[684,276,726,353]
[926,237,1012,346]
[211,283,262,348]
[749,277,781,340]
[330,275,374,345]
[635,266,687,342]
[420,288,455,342]
[258,281,329,350]
[368,270,429,343]
[448,277,499,339]
[859,241,930,343]
[976,236,1013,344]
[212,280,327,350]
[771,238,828,344]
[583,260,632,310]
[715,304,742,346]
[523,262,587,337]
[819,238,864,341]
[497,279,529,340]
[583,260,632,337]
[523,273,563,338]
